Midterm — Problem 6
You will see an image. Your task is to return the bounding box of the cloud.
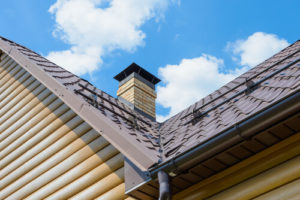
[47,0,170,75]
[47,47,102,75]
[157,32,289,122]
[228,32,289,67]
[156,55,247,121]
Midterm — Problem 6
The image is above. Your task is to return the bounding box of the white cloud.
[228,32,289,67]
[47,47,102,75]
[157,32,289,122]
[156,55,247,121]
[47,0,170,75]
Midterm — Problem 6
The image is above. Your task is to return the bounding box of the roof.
[114,62,161,85]
[0,35,299,174]
[0,36,161,171]
[158,40,300,161]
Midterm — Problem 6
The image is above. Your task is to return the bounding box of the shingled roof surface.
[0,36,162,164]
[1,36,299,170]
[159,40,300,161]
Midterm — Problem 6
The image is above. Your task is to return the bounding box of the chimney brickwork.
[117,77,156,118]
[114,63,160,121]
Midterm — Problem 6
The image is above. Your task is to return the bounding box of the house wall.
[0,53,134,199]
[173,132,300,200]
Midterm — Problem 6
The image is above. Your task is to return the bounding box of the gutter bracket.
[168,158,181,177]
[235,124,251,141]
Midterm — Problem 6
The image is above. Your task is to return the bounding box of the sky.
[0,0,299,122]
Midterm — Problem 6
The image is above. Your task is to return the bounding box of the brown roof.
[159,40,300,161]
[0,36,299,173]
[0,36,161,171]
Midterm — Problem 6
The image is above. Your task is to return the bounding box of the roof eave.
[126,89,300,195]
[150,91,300,175]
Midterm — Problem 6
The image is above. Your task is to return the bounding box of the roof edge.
[125,90,299,193]
[149,90,300,176]
[0,39,159,171]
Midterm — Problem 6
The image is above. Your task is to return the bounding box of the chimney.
[114,63,160,121]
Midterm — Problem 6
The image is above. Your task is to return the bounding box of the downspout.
[157,120,171,200]
[158,171,171,200]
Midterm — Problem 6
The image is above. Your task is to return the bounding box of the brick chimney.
[114,63,160,121]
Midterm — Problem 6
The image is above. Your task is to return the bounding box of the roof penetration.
[114,62,161,85]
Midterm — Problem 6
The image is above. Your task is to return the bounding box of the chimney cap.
[114,62,161,85]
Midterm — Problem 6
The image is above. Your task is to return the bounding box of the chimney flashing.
[118,96,156,121]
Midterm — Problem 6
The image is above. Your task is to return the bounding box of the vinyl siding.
[0,53,129,199]
[174,132,300,200]
[253,178,300,200]
[207,155,300,200]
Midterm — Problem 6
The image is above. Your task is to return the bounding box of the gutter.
[150,90,300,177]
[126,58,300,198]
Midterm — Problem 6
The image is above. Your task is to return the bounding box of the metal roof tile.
[0,36,162,170]
[159,40,300,159]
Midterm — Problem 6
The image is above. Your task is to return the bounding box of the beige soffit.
[0,39,158,171]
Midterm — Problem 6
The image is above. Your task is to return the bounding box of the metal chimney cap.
[114,62,161,85]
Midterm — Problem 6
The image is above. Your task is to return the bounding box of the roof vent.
[114,63,160,121]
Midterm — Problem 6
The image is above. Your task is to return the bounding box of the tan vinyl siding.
[95,183,127,200]
[174,133,300,200]
[0,54,128,199]
[207,156,300,200]
[253,178,300,200]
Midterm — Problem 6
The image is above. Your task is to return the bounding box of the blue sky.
[1,0,299,121]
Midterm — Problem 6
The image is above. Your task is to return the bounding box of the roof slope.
[0,36,299,171]
[159,40,300,161]
[0,36,161,170]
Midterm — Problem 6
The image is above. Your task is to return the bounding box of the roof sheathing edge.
[0,39,158,171]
